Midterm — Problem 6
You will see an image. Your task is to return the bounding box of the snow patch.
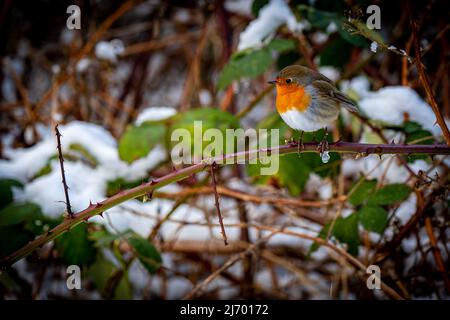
[370,41,378,53]
[95,39,125,63]
[134,107,176,125]
[237,0,308,51]
[359,86,444,136]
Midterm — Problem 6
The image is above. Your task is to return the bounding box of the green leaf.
[358,205,388,234]
[332,213,360,256]
[368,184,411,205]
[89,229,132,247]
[404,122,434,145]
[319,37,352,68]
[69,143,98,166]
[88,254,132,299]
[277,51,301,70]
[128,236,162,274]
[218,48,272,90]
[400,121,434,162]
[266,39,296,53]
[343,19,385,46]
[119,122,166,163]
[0,179,23,210]
[277,154,311,196]
[348,178,377,206]
[0,203,42,227]
[248,114,340,195]
[55,223,96,266]
[338,22,368,47]
[168,108,240,160]
[308,222,331,255]
[251,0,269,16]
[297,5,340,29]
[0,226,34,258]
[106,178,142,197]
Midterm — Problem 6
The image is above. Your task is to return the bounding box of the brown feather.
[312,80,358,113]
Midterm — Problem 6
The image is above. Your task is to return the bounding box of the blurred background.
[0,0,449,299]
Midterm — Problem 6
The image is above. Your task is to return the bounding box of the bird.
[269,65,358,155]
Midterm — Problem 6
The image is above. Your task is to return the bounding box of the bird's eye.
[285,78,292,84]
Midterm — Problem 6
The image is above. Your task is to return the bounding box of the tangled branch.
[1,141,449,269]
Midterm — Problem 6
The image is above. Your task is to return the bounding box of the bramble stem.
[1,141,449,268]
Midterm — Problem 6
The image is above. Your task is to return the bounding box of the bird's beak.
[268,80,277,84]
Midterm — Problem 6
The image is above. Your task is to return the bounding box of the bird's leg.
[285,135,296,146]
[317,127,329,155]
[297,130,304,156]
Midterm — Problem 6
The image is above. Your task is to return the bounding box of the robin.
[269,65,358,155]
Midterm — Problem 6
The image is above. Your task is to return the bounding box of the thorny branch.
[409,2,450,145]
[210,162,228,245]
[1,140,450,269]
[54,125,73,218]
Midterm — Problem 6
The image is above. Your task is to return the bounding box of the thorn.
[96,203,103,208]
[391,139,396,144]
[98,212,104,218]
[83,216,90,222]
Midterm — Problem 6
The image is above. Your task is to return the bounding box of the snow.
[51,65,61,74]
[312,31,328,44]
[370,41,378,53]
[95,39,125,63]
[173,9,191,23]
[342,155,434,184]
[1,121,166,219]
[326,22,338,33]
[1,75,16,102]
[340,75,371,100]
[134,107,176,125]
[305,173,333,200]
[198,89,213,106]
[359,86,444,136]
[224,0,252,16]
[318,66,340,82]
[237,0,309,51]
[76,58,91,73]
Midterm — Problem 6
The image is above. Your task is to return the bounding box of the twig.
[210,162,228,245]
[424,216,450,293]
[34,0,139,114]
[155,185,343,207]
[1,141,450,269]
[410,4,450,145]
[54,125,73,218]
[183,233,275,299]
[122,30,200,56]
[236,86,273,119]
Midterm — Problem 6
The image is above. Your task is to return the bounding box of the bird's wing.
[312,80,359,113]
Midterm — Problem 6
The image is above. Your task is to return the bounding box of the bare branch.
[54,124,73,218]
[1,140,450,269]
[210,161,228,245]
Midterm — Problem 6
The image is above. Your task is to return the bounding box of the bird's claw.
[297,131,305,157]
[285,137,297,147]
[317,138,329,155]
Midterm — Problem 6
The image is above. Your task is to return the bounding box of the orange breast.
[276,84,311,114]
